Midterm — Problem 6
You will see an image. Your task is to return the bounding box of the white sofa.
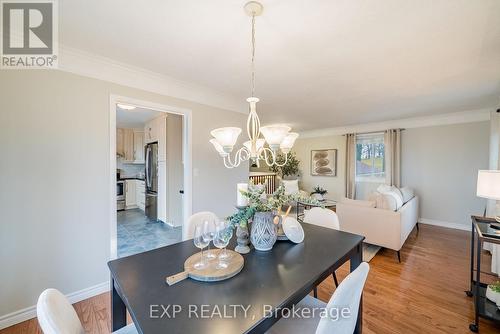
[336,196,419,262]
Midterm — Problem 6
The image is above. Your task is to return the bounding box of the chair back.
[37,289,85,334]
[303,207,340,230]
[183,211,219,240]
[315,262,370,334]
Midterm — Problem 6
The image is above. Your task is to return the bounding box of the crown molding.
[58,45,247,114]
[299,108,493,138]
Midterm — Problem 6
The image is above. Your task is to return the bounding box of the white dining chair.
[303,207,341,293]
[37,289,137,334]
[266,262,370,334]
[303,207,340,230]
[183,211,219,240]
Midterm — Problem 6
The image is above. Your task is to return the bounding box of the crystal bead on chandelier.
[209,1,298,169]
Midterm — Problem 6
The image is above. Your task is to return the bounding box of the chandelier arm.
[259,147,277,167]
[223,155,235,169]
[274,152,289,167]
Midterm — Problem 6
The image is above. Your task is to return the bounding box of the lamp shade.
[280,132,299,152]
[210,127,242,152]
[243,139,265,154]
[477,170,500,200]
[260,125,291,149]
[209,138,226,156]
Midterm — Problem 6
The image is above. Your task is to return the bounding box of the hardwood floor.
[2,224,500,333]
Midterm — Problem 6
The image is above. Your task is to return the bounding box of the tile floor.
[117,208,182,257]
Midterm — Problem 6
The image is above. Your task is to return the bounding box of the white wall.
[293,135,346,200]
[401,122,489,227]
[0,70,247,320]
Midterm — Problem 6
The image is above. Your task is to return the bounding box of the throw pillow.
[391,186,404,205]
[400,187,415,203]
[341,197,376,208]
[377,194,398,211]
[282,179,299,195]
[376,184,403,210]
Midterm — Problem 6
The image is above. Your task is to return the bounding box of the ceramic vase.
[250,211,278,251]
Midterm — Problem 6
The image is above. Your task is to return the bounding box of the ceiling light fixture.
[209,1,298,169]
[117,103,136,110]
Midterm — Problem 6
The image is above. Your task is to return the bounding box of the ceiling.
[116,107,163,128]
[62,0,500,131]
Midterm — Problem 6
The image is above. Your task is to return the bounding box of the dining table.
[108,222,365,334]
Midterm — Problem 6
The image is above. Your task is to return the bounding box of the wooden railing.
[249,172,278,195]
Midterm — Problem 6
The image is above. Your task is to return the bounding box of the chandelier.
[209,1,298,169]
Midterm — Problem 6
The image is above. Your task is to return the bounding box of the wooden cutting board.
[166,249,244,285]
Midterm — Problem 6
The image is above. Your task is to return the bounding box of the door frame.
[109,94,193,259]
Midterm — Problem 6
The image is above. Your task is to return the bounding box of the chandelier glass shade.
[209,1,298,169]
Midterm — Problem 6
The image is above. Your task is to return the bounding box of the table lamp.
[476,170,500,223]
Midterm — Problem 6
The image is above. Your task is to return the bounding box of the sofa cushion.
[341,197,376,208]
[400,187,415,203]
[282,179,299,195]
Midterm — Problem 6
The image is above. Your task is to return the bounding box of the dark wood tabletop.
[108,223,364,334]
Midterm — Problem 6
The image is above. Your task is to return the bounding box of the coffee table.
[296,199,337,223]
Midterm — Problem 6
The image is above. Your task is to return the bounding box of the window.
[355,133,385,181]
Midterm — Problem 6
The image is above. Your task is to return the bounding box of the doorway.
[109,95,192,259]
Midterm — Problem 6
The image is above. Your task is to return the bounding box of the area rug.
[363,243,381,262]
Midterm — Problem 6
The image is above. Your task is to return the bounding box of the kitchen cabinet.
[123,129,134,162]
[125,180,137,209]
[116,128,124,157]
[136,180,145,211]
[144,119,158,144]
[144,115,167,162]
[117,128,145,163]
[133,130,145,163]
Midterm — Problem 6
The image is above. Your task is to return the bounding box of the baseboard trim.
[0,281,110,330]
[418,218,469,231]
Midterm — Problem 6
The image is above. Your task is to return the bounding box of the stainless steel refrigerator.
[145,142,158,221]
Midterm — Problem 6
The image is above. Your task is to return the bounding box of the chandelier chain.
[251,13,256,97]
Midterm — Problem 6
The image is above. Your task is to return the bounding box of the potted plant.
[311,186,328,201]
[228,182,324,252]
[269,152,300,180]
[486,281,500,303]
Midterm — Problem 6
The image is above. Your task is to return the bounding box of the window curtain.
[345,133,356,199]
[384,129,401,187]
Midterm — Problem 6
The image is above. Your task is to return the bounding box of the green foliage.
[269,152,300,178]
[490,281,500,293]
[226,180,324,230]
[311,186,328,195]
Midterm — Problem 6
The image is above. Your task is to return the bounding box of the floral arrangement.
[311,186,328,196]
[227,181,324,229]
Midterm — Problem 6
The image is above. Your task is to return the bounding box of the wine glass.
[203,220,217,259]
[217,221,233,260]
[193,225,209,269]
[213,224,231,269]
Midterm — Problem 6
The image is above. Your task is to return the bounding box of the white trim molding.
[0,282,109,330]
[418,218,470,231]
[299,108,492,138]
[109,94,193,259]
[59,45,247,114]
